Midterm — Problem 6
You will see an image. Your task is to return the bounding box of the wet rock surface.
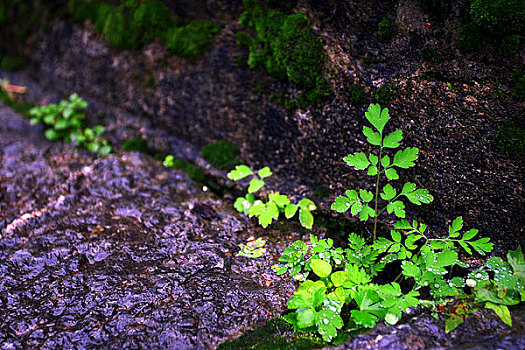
[0,106,296,349]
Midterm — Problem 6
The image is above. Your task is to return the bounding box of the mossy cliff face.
[2,0,524,252]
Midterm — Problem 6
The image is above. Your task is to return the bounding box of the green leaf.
[268,192,290,207]
[381,155,391,168]
[331,195,353,213]
[299,209,314,229]
[507,246,525,279]
[359,189,373,202]
[367,165,378,175]
[449,217,463,237]
[392,147,419,168]
[365,103,389,134]
[445,314,467,333]
[227,165,253,180]
[44,129,59,140]
[331,271,348,287]
[391,230,402,243]
[380,184,397,201]
[469,237,493,256]
[485,302,512,327]
[344,152,370,170]
[296,308,316,328]
[311,259,332,278]
[248,178,265,193]
[258,167,272,178]
[359,206,375,221]
[257,202,279,228]
[393,219,412,230]
[369,154,379,165]
[385,168,399,180]
[363,126,382,145]
[285,204,298,219]
[248,201,266,216]
[402,262,421,278]
[383,129,403,148]
[298,198,317,211]
[234,197,248,213]
[401,182,416,194]
[405,188,434,205]
[351,310,378,328]
[436,249,458,268]
[387,200,405,218]
[462,229,478,241]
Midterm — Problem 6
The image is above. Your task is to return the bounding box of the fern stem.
[373,146,383,241]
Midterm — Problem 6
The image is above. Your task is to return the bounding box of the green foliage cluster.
[28,94,111,156]
[270,104,524,342]
[458,0,524,54]
[163,155,206,182]
[378,17,393,41]
[495,118,525,156]
[122,136,149,153]
[238,0,330,104]
[228,165,316,229]
[200,140,241,171]
[67,0,221,58]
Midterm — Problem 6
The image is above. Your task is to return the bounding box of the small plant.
[228,165,316,229]
[237,237,267,258]
[271,104,522,342]
[28,94,112,156]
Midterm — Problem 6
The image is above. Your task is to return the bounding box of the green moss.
[496,118,525,156]
[378,17,392,41]
[514,74,525,101]
[122,136,150,153]
[499,35,520,57]
[0,55,27,72]
[102,7,135,49]
[375,83,395,105]
[200,140,241,171]
[217,317,327,350]
[171,158,207,182]
[68,0,100,23]
[459,0,524,52]
[166,20,222,61]
[348,84,367,105]
[239,0,329,105]
[131,0,175,44]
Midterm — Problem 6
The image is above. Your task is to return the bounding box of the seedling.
[228,165,316,229]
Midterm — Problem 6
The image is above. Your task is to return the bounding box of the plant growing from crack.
[228,165,316,229]
[29,94,111,156]
[271,104,523,342]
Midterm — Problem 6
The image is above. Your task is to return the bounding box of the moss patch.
[217,317,327,350]
[238,0,330,105]
[166,20,222,61]
[200,140,241,171]
[0,55,27,72]
[496,118,525,157]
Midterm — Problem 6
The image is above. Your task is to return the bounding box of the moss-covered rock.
[131,0,175,44]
